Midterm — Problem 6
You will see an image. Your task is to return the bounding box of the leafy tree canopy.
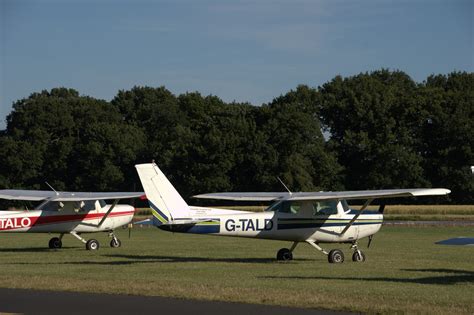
[0,70,471,204]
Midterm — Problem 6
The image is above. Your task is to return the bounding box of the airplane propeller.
[378,203,386,213]
[367,235,374,248]
[367,203,385,248]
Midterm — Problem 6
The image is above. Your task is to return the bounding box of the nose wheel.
[350,242,366,262]
[108,231,121,248]
[352,250,366,262]
[110,238,122,248]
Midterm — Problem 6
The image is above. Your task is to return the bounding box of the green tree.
[0,88,145,192]
[417,72,474,203]
[319,70,429,190]
[260,85,343,191]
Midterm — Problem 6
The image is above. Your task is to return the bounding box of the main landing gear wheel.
[86,239,99,250]
[352,250,366,262]
[276,248,293,261]
[48,237,62,249]
[328,249,344,263]
[110,238,122,248]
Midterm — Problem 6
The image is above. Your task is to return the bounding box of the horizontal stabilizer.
[134,218,153,225]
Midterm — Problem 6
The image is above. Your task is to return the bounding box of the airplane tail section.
[135,163,191,225]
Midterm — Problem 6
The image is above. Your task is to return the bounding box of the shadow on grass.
[0,247,76,253]
[56,254,313,265]
[259,268,474,285]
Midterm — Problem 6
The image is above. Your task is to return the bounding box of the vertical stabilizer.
[135,163,190,225]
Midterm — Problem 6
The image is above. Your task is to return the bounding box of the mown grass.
[0,226,473,313]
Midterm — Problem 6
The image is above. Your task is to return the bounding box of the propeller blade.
[128,223,132,239]
[378,204,386,213]
[367,235,374,248]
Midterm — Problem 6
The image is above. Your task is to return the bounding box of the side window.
[313,201,338,215]
[279,201,300,214]
[341,200,351,212]
[289,203,300,214]
[39,201,60,212]
[266,201,301,214]
[80,200,96,212]
[98,200,107,208]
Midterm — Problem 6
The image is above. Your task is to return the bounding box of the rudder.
[135,163,191,225]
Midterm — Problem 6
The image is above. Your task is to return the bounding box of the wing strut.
[97,199,120,227]
[339,198,374,235]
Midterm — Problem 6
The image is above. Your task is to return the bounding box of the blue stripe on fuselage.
[187,224,220,234]
[149,201,169,222]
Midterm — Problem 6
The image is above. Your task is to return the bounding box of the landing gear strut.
[70,231,100,251]
[49,231,123,250]
[306,240,367,264]
[307,240,344,264]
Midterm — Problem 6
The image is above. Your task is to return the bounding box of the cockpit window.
[98,200,106,208]
[38,201,61,212]
[267,201,300,214]
[80,200,96,212]
[313,200,338,215]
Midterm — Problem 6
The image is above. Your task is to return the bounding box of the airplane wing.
[194,192,290,201]
[0,189,145,201]
[193,188,450,201]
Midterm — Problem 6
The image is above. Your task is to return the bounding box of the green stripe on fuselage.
[196,221,220,226]
[151,208,168,223]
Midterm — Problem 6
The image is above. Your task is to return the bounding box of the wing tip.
[411,188,451,196]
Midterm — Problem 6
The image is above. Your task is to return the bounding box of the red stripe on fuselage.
[0,211,135,230]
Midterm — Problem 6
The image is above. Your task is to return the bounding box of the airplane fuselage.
[157,207,383,244]
[0,204,134,233]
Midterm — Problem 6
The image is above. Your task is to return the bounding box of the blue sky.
[1,0,472,129]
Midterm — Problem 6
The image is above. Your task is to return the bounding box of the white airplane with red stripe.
[0,190,143,250]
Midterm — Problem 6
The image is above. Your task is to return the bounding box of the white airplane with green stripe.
[135,163,450,263]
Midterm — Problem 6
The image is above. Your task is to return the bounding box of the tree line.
[0,69,472,204]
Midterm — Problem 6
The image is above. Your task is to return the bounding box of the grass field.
[0,226,473,314]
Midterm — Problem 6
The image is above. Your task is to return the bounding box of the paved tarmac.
[0,288,352,315]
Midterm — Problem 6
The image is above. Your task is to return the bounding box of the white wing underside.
[0,190,144,201]
[193,188,451,201]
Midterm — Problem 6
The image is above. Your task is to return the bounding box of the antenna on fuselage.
[277,177,292,195]
[45,181,59,196]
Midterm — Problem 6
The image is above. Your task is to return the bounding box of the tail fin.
[135,163,190,225]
